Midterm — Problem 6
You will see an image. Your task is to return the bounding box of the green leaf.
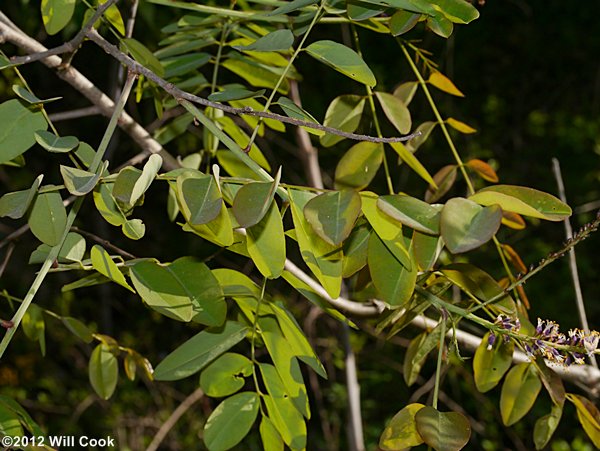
[62,317,93,343]
[130,154,162,205]
[469,185,572,221]
[199,353,253,397]
[208,87,266,102]
[60,162,106,196]
[430,0,480,24]
[260,416,284,451]
[389,10,421,35]
[288,189,343,298]
[89,343,118,400]
[182,204,234,247]
[34,130,79,153]
[162,53,210,78]
[100,0,126,35]
[91,245,135,292]
[413,230,441,271]
[304,190,361,246]
[277,97,324,136]
[320,95,365,147]
[375,91,411,134]
[28,191,67,246]
[500,363,542,426]
[41,0,76,35]
[0,395,45,437]
[123,218,145,240]
[427,13,454,38]
[426,164,457,203]
[342,221,370,277]
[223,55,289,93]
[389,141,437,187]
[361,192,411,269]
[260,316,310,418]
[260,364,307,450]
[130,257,225,324]
[334,142,383,190]
[473,332,513,393]
[204,392,260,451]
[566,394,600,448]
[0,99,48,163]
[347,1,386,21]
[177,172,223,225]
[113,166,142,208]
[534,404,563,450]
[368,233,417,308]
[247,203,286,279]
[403,322,444,386]
[61,273,110,292]
[29,231,86,264]
[232,168,281,228]
[0,174,43,219]
[305,40,376,87]
[267,0,318,16]
[22,304,45,355]
[415,407,471,451]
[12,85,61,104]
[122,38,165,77]
[154,321,247,381]
[441,198,502,254]
[380,403,426,450]
[235,29,294,52]
[378,195,441,235]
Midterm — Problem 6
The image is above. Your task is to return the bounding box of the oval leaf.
[28,191,67,246]
[447,117,477,134]
[154,321,248,381]
[0,174,43,219]
[304,190,362,245]
[41,0,76,35]
[130,154,162,205]
[130,257,225,324]
[200,352,253,397]
[60,163,105,196]
[390,10,421,36]
[203,392,259,451]
[89,343,118,400]
[247,203,286,279]
[91,245,135,292]
[375,91,411,134]
[441,198,502,253]
[34,130,79,153]
[425,165,457,203]
[378,195,441,235]
[232,168,281,228]
[500,363,542,426]
[334,142,383,190]
[566,394,600,448]
[305,40,376,87]
[320,95,366,147]
[415,407,471,451]
[380,403,426,450]
[469,185,572,221]
[0,100,48,163]
[466,158,498,182]
[177,172,223,226]
[473,332,514,393]
[235,29,294,52]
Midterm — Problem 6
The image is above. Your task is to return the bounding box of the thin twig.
[70,227,136,259]
[0,242,15,279]
[552,158,597,368]
[145,387,204,451]
[84,30,419,144]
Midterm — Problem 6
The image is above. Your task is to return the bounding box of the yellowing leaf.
[501,210,526,230]
[466,159,498,182]
[429,71,464,97]
[447,117,476,134]
[380,403,426,450]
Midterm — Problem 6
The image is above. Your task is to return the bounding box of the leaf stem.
[0,72,137,360]
[432,310,447,410]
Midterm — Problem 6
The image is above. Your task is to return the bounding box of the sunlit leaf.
[89,343,118,400]
[247,203,286,279]
[473,332,513,393]
[320,95,365,147]
[304,190,361,246]
[334,142,383,190]
[469,185,572,221]
[378,194,441,235]
[441,198,502,253]
[28,191,67,246]
[121,38,165,77]
[429,72,464,97]
[0,99,48,163]
[130,154,162,206]
[204,392,260,451]
[500,363,542,426]
[466,159,498,182]
[91,245,135,292]
[235,29,294,52]
[199,353,253,397]
[376,91,411,134]
[379,403,426,450]
[566,394,600,448]
[430,0,480,24]
[306,40,376,87]
[447,117,477,134]
[260,416,284,451]
[154,321,248,381]
[41,0,76,35]
[415,407,471,451]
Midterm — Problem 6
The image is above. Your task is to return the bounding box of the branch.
[0,21,179,171]
[84,29,419,144]
[145,387,204,451]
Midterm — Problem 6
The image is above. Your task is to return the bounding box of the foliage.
[0,0,599,450]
